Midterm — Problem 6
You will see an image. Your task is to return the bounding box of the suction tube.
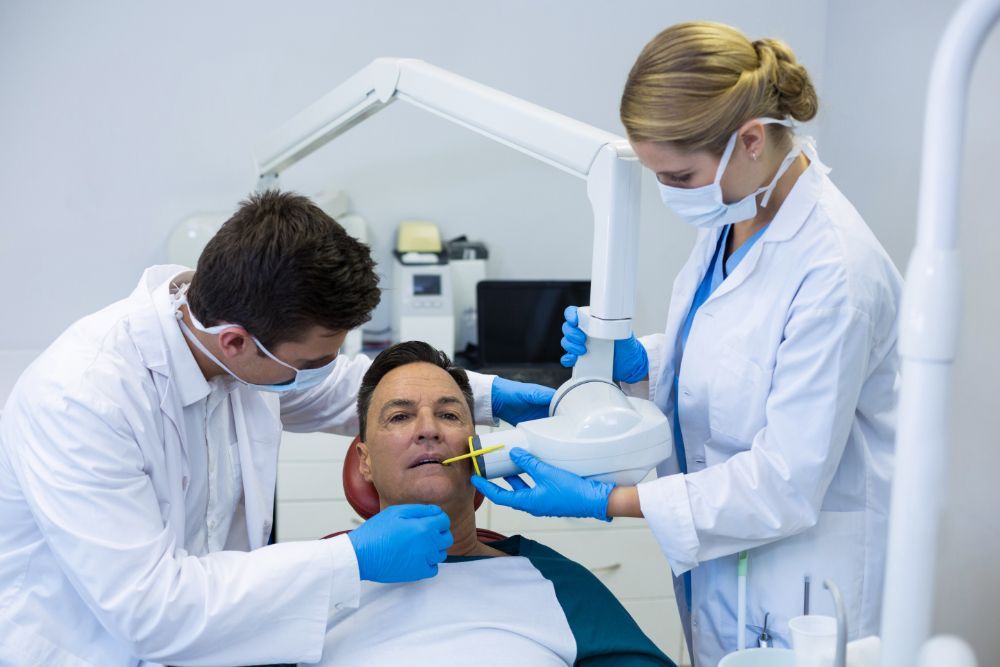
[472,379,672,484]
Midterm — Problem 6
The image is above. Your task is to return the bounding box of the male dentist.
[0,190,552,666]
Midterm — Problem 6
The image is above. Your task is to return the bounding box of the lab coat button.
[334,602,345,611]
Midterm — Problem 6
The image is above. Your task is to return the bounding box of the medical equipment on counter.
[447,237,488,352]
[391,221,455,354]
[253,58,671,487]
[880,0,999,665]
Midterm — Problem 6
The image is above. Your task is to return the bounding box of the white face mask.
[658,118,801,230]
[173,291,338,393]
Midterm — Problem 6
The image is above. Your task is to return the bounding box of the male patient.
[306,341,675,666]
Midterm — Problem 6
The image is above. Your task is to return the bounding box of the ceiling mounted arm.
[254,58,641,380]
[256,58,630,182]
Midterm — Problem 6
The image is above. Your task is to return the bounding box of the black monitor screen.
[477,280,591,364]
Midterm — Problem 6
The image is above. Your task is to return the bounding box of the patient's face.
[358,362,475,509]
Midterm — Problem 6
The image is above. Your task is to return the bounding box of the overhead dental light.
[254,58,671,485]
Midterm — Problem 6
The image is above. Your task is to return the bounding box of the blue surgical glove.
[560,305,649,383]
[491,376,555,426]
[347,504,452,583]
[470,447,614,521]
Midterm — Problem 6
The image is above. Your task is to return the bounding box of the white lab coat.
[629,152,901,667]
[0,265,495,667]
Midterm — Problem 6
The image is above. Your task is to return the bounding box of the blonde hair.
[620,21,818,154]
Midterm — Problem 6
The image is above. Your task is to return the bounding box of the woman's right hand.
[559,305,649,383]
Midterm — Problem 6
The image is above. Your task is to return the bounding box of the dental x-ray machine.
[254,59,672,486]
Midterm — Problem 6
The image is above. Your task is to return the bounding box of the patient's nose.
[414,408,441,442]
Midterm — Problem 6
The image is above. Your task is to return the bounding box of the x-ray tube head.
[472,378,672,484]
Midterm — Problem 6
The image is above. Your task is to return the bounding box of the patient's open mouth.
[409,457,444,468]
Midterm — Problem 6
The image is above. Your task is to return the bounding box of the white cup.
[788,614,837,667]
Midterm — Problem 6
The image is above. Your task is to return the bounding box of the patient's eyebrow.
[435,396,466,408]
[378,398,416,420]
[377,395,468,420]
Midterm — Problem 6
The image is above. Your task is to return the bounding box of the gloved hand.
[470,447,614,521]
[491,376,555,426]
[559,305,649,383]
[347,504,452,583]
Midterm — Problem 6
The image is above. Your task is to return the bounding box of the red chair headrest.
[342,436,486,519]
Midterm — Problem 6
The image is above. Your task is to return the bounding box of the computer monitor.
[476,280,591,366]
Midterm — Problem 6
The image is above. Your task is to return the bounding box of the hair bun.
[753,38,818,122]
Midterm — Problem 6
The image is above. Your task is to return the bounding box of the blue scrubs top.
[672,223,769,606]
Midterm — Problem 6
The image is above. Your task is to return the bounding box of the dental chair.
[322,436,507,544]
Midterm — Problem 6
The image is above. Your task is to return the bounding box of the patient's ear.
[356,440,373,483]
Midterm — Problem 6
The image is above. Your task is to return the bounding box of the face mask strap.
[174,294,302,389]
[713,132,741,188]
[759,139,802,207]
[728,117,798,208]
[177,293,298,374]
[177,317,253,387]
[713,117,790,189]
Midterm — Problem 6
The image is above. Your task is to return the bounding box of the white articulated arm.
[254,58,641,381]
[256,59,402,183]
[882,0,1000,665]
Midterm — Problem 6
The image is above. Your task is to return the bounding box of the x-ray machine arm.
[256,58,638,364]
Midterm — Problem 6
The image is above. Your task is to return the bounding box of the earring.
[751,152,758,161]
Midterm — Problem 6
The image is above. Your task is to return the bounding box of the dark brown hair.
[357,341,475,441]
[186,190,380,348]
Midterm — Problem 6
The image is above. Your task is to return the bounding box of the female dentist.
[471,21,902,667]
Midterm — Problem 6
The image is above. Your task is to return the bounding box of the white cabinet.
[275,430,689,664]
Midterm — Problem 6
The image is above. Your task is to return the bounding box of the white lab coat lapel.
[129,276,192,542]
[155,377,191,539]
[651,228,723,420]
[701,232,765,306]
[232,392,279,549]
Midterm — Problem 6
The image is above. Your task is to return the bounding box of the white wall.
[2,0,998,662]
[821,1,1000,662]
[0,0,825,350]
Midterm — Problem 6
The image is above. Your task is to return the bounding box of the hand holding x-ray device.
[470,447,616,521]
